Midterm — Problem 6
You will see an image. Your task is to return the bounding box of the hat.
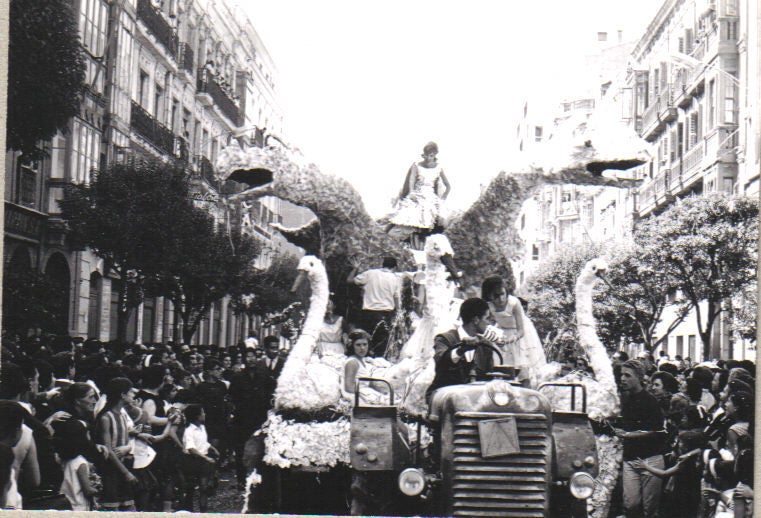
[132,438,156,469]
[244,336,259,349]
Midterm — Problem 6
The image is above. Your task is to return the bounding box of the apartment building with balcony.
[629,0,744,221]
[513,1,756,360]
[4,0,286,346]
[512,32,637,288]
[623,0,756,361]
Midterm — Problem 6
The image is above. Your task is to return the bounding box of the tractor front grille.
[451,412,551,517]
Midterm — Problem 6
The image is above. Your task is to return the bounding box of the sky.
[236,0,663,217]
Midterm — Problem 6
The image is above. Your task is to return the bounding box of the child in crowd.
[631,429,705,518]
[181,404,219,512]
[60,454,100,511]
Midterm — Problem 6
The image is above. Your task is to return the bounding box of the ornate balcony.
[5,202,47,241]
[640,86,677,142]
[196,68,242,125]
[130,101,176,156]
[178,42,194,74]
[682,142,705,187]
[654,169,675,204]
[136,0,178,59]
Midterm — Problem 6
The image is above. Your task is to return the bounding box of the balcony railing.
[654,169,672,200]
[682,141,705,183]
[641,86,676,141]
[178,42,194,74]
[197,68,242,125]
[130,101,176,156]
[137,0,178,58]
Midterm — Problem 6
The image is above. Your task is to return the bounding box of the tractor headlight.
[398,468,426,496]
[486,379,512,406]
[569,471,595,499]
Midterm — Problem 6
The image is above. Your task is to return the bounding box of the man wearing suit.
[252,336,284,422]
[229,348,261,488]
[243,336,284,508]
[426,297,494,403]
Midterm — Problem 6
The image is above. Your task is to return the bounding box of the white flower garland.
[240,468,263,513]
[262,412,351,469]
[589,435,623,518]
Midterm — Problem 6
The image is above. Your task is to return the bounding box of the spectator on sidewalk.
[612,359,667,518]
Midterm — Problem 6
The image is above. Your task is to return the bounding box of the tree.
[8,0,86,162]
[59,161,196,341]
[229,252,300,324]
[2,268,68,336]
[729,280,756,345]
[151,210,261,343]
[601,243,687,351]
[634,194,758,359]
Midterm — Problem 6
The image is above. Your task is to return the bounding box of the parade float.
[214,123,646,516]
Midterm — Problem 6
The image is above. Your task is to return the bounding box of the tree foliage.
[60,162,191,340]
[2,268,68,336]
[60,161,260,343]
[601,243,686,351]
[229,252,300,319]
[148,212,261,344]
[730,280,756,344]
[634,194,758,359]
[8,0,86,162]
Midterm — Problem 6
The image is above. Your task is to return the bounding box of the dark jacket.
[426,329,493,403]
[250,356,284,425]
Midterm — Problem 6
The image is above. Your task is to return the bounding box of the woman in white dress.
[341,330,388,405]
[481,275,546,387]
[316,297,346,357]
[386,142,451,249]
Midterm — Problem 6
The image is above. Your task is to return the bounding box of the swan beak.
[291,270,308,293]
[594,268,608,280]
[439,253,462,287]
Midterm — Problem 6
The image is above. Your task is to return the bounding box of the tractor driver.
[425,297,495,404]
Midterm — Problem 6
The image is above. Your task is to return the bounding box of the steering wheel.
[438,341,504,367]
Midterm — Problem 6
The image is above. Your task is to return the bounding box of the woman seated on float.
[316,296,347,357]
[341,330,390,406]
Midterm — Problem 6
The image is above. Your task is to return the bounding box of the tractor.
[349,343,598,517]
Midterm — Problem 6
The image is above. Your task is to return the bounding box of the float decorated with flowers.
[216,119,647,516]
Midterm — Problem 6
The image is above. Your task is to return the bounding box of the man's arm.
[432,335,451,363]
[347,257,363,285]
[433,333,477,364]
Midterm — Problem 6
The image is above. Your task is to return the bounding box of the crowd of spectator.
[0,333,286,512]
[606,350,755,518]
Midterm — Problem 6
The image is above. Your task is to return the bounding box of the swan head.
[582,258,608,282]
[425,234,462,286]
[291,255,325,292]
[424,234,454,258]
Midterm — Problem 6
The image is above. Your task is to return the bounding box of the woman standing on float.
[386,142,451,249]
[481,275,546,386]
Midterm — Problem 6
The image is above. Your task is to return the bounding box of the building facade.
[513,33,637,286]
[624,0,755,360]
[514,0,758,361]
[4,0,290,346]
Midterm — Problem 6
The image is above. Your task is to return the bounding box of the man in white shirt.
[347,256,401,356]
